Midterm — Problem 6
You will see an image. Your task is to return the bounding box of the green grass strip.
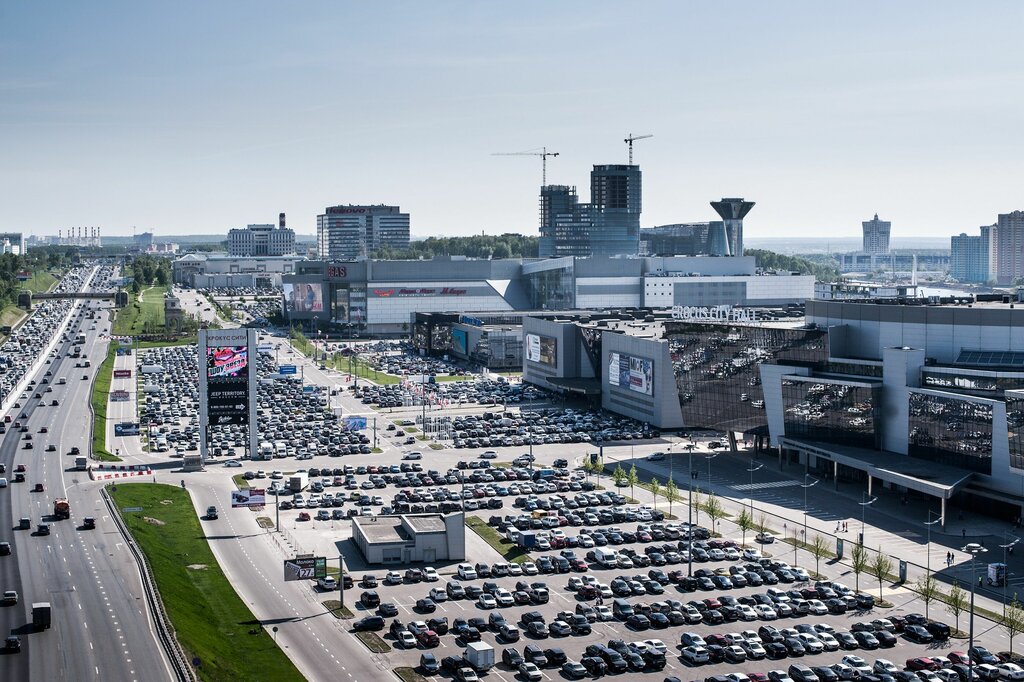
[112,285,168,336]
[465,515,533,564]
[110,484,304,682]
[91,344,121,462]
[353,630,391,653]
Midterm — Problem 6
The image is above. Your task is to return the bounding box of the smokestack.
[279,212,286,229]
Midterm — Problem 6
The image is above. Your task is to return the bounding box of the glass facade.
[908,391,993,474]
[782,379,879,449]
[1007,394,1024,471]
[523,265,575,309]
[921,369,1024,397]
[664,322,828,434]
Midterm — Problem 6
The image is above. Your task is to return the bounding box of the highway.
[0,268,173,682]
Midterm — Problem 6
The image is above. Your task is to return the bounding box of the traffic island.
[110,483,303,682]
[394,667,429,682]
[465,516,533,564]
[353,631,391,653]
[322,600,353,619]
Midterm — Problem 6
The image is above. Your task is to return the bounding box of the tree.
[916,573,940,620]
[756,513,769,535]
[737,508,754,547]
[649,477,661,511]
[851,543,869,593]
[612,464,627,487]
[594,455,604,479]
[581,455,594,477]
[628,464,639,500]
[810,534,830,579]
[691,490,703,525]
[665,477,678,519]
[869,548,894,602]
[1004,598,1024,656]
[947,581,967,634]
[703,493,725,535]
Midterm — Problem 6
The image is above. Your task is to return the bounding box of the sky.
[2,2,1022,241]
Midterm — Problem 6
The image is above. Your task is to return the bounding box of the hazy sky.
[2,2,1021,240]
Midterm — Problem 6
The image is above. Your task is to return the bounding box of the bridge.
[30,292,117,300]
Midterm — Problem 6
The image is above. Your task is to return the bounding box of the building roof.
[404,516,446,533]
[353,514,448,544]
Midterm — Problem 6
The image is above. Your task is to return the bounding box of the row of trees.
[746,248,840,282]
[0,246,81,310]
[370,233,539,260]
[127,254,171,291]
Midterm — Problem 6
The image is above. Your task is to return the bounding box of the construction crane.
[492,146,560,186]
[624,133,653,164]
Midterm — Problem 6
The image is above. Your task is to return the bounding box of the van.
[612,598,634,620]
[594,548,618,567]
[57,377,66,385]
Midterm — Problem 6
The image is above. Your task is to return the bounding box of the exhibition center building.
[282,254,814,335]
[524,298,1024,526]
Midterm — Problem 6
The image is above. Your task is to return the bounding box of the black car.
[544,648,568,666]
[415,598,436,613]
[853,631,879,649]
[784,637,807,656]
[353,615,385,631]
[379,603,399,617]
[360,591,380,608]
[970,646,1000,665]
[524,644,548,667]
[903,625,933,643]
[875,630,898,647]
[764,642,789,659]
[626,614,650,630]
[926,621,951,640]
[835,631,859,649]
[419,653,439,675]
[581,656,607,676]
[502,647,524,668]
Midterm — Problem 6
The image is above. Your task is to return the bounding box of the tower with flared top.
[710,198,755,257]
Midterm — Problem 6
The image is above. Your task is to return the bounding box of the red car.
[906,658,940,671]
[15,464,26,473]
[297,512,311,521]
[948,652,970,666]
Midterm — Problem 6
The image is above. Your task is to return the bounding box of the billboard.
[110,390,131,402]
[207,346,248,379]
[279,364,297,375]
[343,416,367,430]
[114,422,140,436]
[452,328,468,355]
[231,488,266,508]
[608,351,654,396]
[525,334,557,366]
[113,369,132,378]
[284,556,327,581]
[284,283,324,313]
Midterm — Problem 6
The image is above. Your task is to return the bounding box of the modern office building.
[994,210,1024,285]
[951,227,995,284]
[538,165,641,258]
[835,251,951,274]
[284,255,814,335]
[862,214,892,255]
[227,216,296,257]
[172,254,302,288]
[316,204,410,260]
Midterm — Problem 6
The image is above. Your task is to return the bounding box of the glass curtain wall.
[908,392,993,474]
[782,380,879,449]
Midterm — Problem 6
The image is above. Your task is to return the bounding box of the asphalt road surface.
[0,271,173,682]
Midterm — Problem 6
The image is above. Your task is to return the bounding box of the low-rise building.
[351,513,466,565]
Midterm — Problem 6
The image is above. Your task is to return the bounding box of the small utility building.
[352,514,466,565]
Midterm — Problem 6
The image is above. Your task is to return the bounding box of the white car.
[807,599,829,616]
[429,588,447,602]
[742,548,762,561]
[477,594,497,609]
[997,664,1024,681]
[642,639,668,655]
[222,460,242,468]
[521,562,539,576]
[518,662,543,681]
[423,567,439,582]
[397,631,416,649]
[595,605,613,621]
[681,646,710,665]
[737,605,758,621]
[457,563,477,580]
[494,589,514,607]
[797,633,824,654]
[842,656,871,675]
[873,660,898,675]
[755,604,778,620]
[726,675,750,682]
[507,563,523,576]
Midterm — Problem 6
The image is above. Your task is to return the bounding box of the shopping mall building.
[281,254,814,335]
[523,297,1024,525]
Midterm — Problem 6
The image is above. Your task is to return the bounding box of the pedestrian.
[962,528,967,539]
[836,522,841,533]
[979,575,983,587]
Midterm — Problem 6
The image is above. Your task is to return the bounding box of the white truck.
[594,548,619,568]
[288,472,308,492]
[464,641,495,671]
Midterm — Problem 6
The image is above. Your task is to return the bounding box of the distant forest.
[746,248,839,281]
[371,233,539,260]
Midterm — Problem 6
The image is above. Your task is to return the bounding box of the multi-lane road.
[0,270,173,682]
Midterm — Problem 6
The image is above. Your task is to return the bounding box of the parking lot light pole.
[705,452,717,493]
[859,493,877,546]
[746,462,765,513]
[801,475,819,543]
[687,445,694,577]
[924,510,941,582]
[999,535,1019,615]
[963,542,987,681]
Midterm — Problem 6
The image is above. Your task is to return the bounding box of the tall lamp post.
[858,493,877,546]
[687,443,695,577]
[962,542,988,682]
[999,535,1020,615]
[705,452,718,494]
[801,474,819,542]
[746,462,765,514]
[924,510,942,584]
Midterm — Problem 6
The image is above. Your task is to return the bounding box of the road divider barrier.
[90,464,153,480]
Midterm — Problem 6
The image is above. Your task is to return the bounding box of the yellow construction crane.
[492,146,560,186]
[624,133,653,164]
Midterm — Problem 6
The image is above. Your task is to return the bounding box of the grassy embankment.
[109,484,304,682]
[91,345,122,462]
[112,284,168,336]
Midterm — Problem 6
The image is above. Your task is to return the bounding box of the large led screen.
[608,351,654,396]
[452,328,468,355]
[526,333,557,366]
[284,283,324,313]
[207,346,248,379]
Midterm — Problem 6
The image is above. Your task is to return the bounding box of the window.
[908,392,993,474]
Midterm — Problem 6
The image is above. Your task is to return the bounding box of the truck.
[53,498,70,520]
[288,472,308,492]
[988,562,1007,587]
[463,641,495,671]
[32,602,51,630]
[75,457,88,471]
[258,442,274,460]
[594,548,619,568]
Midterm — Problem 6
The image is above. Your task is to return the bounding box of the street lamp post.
[999,534,1019,615]
[687,444,694,577]
[924,510,942,584]
[858,493,877,546]
[801,474,819,543]
[747,462,765,514]
[705,452,718,494]
[962,542,988,682]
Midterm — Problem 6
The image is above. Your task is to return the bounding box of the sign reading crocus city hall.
[671,305,758,323]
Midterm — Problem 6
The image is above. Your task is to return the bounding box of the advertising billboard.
[279,364,297,375]
[284,283,324,313]
[607,351,654,396]
[110,390,131,402]
[207,346,248,379]
[452,328,468,355]
[113,369,132,378]
[231,488,266,508]
[343,416,367,430]
[283,556,327,581]
[114,422,140,436]
[525,334,557,366]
